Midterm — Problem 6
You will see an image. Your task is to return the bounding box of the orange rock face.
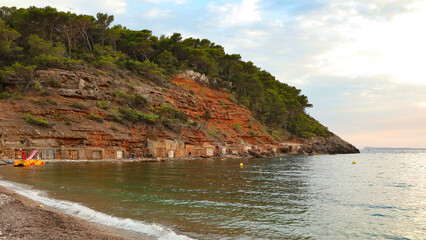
[167,77,276,145]
[0,69,277,156]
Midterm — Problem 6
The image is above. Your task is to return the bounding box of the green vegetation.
[96,100,109,110]
[202,110,212,121]
[113,90,147,108]
[87,113,103,122]
[233,123,242,132]
[217,99,227,108]
[68,101,89,110]
[0,6,329,138]
[118,107,158,123]
[31,97,57,105]
[254,137,264,144]
[0,91,11,99]
[159,104,187,122]
[288,113,331,138]
[24,113,49,126]
[206,130,218,138]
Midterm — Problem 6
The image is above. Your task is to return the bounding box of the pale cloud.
[1,0,128,14]
[208,0,261,25]
[102,0,128,14]
[272,20,283,28]
[144,0,186,4]
[144,8,171,19]
[313,3,426,85]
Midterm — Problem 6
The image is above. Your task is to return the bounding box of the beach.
[0,185,143,240]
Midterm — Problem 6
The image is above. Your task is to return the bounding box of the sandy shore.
[0,185,147,240]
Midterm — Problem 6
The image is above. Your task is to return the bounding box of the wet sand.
[0,185,147,240]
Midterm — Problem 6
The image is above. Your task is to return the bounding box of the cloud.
[143,0,187,4]
[208,0,262,26]
[1,0,128,14]
[310,1,426,85]
[144,8,171,19]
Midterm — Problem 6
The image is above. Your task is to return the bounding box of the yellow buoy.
[221,158,224,161]
[280,158,282,160]
[317,157,319,158]
[240,163,244,167]
[352,161,356,164]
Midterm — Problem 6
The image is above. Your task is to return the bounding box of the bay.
[0,150,425,239]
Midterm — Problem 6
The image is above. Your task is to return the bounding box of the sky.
[3,0,426,148]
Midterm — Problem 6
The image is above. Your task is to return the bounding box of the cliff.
[0,68,359,157]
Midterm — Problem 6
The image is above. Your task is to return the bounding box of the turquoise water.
[0,150,425,239]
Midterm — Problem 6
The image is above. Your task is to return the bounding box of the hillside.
[0,6,359,157]
[0,68,358,157]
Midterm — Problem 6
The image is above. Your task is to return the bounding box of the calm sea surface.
[0,150,425,239]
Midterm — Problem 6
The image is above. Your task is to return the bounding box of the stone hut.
[202,143,215,157]
[185,144,203,157]
[235,143,252,154]
[279,143,302,153]
[147,139,185,158]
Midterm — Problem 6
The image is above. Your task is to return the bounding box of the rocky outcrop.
[302,135,360,154]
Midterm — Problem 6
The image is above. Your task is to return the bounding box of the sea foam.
[0,180,193,240]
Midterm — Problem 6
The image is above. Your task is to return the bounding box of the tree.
[0,19,22,61]
[0,62,36,90]
[95,12,114,46]
[75,14,95,51]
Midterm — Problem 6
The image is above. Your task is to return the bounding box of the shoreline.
[0,184,151,240]
[0,155,248,166]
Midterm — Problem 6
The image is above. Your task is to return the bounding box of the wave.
[0,180,193,240]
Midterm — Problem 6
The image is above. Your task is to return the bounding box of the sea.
[0,149,425,240]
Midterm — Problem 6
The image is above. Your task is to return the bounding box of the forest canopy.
[0,6,330,138]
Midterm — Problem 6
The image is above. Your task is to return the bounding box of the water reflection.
[0,157,314,239]
[1,151,424,239]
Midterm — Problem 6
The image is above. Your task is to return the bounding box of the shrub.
[110,112,124,123]
[87,113,103,122]
[187,120,198,127]
[233,123,242,131]
[113,90,147,108]
[31,98,57,106]
[272,134,281,142]
[0,91,12,99]
[162,118,180,132]
[126,59,168,85]
[68,101,89,110]
[202,110,211,121]
[160,104,188,122]
[218,99,227,108]
[254,137,264,144]
[126,83,135,90]
[206,130,217,138]
[249,130,257,136]
[96,100,109,110]
[46,79,61,88]
[24,113,49,126]
[119,107,158,124]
